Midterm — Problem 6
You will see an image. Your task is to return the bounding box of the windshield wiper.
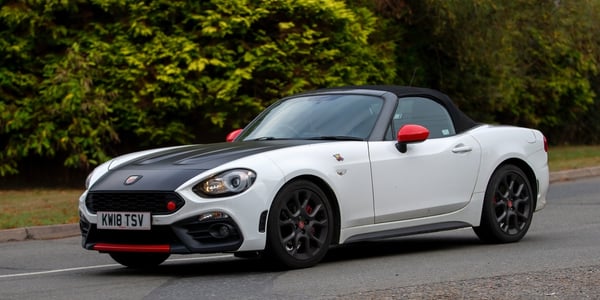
[246,136,364,141]
[305,136,365,141]
[245,137,291,141]
[245,137,277,141]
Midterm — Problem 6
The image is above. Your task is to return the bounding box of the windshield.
[240,94,384,141]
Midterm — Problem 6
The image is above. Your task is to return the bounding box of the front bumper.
[80,213,245,254]
[78,183,274,254]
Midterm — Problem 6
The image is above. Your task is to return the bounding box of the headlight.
[194,169,256,197]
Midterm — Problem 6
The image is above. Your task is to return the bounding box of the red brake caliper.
[305,205,315,235]
[297,205,312,230]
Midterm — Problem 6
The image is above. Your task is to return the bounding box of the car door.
[369,97,481,223]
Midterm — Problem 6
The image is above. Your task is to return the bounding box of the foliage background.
[1,0,599,186]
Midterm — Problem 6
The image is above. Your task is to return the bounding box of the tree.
[371,0,600,144]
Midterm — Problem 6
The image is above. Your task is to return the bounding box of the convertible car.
[79,86,549,269]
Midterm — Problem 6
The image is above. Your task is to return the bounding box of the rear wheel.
[109,252,170,268]
[266,180,333,269]
[474,165,534,243]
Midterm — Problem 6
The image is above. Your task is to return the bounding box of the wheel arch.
[494,158,538,208]
[284,175,342,245]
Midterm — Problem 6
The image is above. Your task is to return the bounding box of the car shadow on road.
[322,234,482,264]
[91,232,483,277]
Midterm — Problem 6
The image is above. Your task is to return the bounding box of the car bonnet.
[88,140,320,191]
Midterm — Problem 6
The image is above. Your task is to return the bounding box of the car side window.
[386,97,456,139]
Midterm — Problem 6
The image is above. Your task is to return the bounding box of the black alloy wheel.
[266,180,333,269]
[474,164,534,243]
[109,252,170,268]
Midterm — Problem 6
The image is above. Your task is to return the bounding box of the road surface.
[1,177,598,299]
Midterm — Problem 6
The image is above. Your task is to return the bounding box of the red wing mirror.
[396,124,429,153]
[226,129,243,142]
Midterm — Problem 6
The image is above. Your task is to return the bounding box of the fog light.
[209,224,234,239]
[219,225,230,237]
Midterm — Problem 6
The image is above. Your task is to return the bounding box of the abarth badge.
[124,175,143,185]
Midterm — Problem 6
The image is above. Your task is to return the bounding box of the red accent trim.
[93,243,171,253]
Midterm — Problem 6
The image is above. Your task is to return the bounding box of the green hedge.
[0,0,395,175]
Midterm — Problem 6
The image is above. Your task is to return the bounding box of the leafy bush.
[0,0,395,175]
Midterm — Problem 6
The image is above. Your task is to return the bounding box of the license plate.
[97,211,151,230]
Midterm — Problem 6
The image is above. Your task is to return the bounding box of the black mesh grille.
[85,192,185,215]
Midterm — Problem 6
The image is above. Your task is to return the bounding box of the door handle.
[452,145,472,153]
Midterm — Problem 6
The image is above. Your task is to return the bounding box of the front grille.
[85,192,185,215]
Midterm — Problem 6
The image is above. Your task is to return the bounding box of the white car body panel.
[468,125,549,211]
[369,134,481,223]
[338,192,485,243]
[263,142,375,229]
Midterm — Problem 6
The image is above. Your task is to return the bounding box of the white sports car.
[79,86,549,269]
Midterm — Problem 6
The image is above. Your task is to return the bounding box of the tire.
[474,164,534,243]
[266,180,333,269]
[109,252,170,268]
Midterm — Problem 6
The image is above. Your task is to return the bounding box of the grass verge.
[0,145,598,230]
[548,145,600,172]
[0,189,82,230]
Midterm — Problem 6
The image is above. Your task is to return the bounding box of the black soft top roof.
[310,85,478,134]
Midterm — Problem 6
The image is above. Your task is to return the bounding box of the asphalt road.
[1,177,599,299]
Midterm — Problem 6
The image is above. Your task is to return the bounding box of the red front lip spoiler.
[93,243,171,253]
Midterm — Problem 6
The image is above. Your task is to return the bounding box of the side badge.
[124,175,143,185]
[333,154,344,162]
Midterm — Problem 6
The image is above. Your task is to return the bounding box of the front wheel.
[266,180,334,269]
[109,252,170,268]
[474,165,534,243]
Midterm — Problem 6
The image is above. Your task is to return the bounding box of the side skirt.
[343,221,470,244]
